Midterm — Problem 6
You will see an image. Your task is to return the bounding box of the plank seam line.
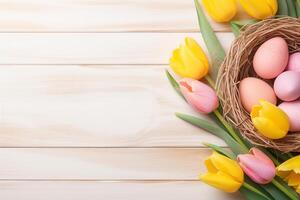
[0,146,228,149]
[0,179,199,182]
[0,31,228,34]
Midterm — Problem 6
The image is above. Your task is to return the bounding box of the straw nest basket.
[217,17,300,153]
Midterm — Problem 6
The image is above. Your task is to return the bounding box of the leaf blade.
[277,0,289,15]
[175,112,248,155]
[287,0,297,17]
[194,0,226,80]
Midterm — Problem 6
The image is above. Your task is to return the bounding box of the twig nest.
[217,17,300,152]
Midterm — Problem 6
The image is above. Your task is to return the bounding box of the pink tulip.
[179,78,219,114]
[237,148,275,184]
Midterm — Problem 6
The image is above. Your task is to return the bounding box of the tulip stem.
[204,75,248,151]
[213,109,248,151]
[272,179,299,200]
[242,183,272,200]
[204,75,216,89]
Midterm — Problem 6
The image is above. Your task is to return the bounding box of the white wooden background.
[0,1,250,199]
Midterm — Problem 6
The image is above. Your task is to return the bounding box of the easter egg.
[274,71,300,101]
[279,100,300,132]
[253,37,289,79]
[287,52,300,73]
[239,77,277,112]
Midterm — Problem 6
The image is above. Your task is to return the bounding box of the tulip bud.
[239,0,278,19]
[200,151,244,193]
[179,78,219,114]
[202,0,237,22]
[251,100,289,139]
[169,37,209,80]
[277,156,300,194]
[237,148,275,184]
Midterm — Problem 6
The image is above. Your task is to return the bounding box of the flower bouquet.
[166,0,300,199]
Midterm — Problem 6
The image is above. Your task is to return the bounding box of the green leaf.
[175,113,248,155]
[241,182,274,200]
[230,20,258,37]
[203,143,235,159]
[165,70,184,99]
[277,0,289,15]
[295,0,300,17]
[272,177,300,200]
[194,0,226,80]
[230,22,241,37]
[240,187,273,200]
[287,0,297,17]
[243,177,275,200]
[266,149,293,164]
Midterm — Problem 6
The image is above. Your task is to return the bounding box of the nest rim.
[216,17,300,153]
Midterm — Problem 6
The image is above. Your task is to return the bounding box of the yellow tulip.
[200,151,244,193]
[202,0,237,22]
[239,0,278,19]
[251,100,289,139]
[277,156,300,194]
[169,37,209,80]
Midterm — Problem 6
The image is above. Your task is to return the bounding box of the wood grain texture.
[0,181,243,200]
[0,148,216,180]
[0,33,234,64]
[0,0,250,32]
[0,1,244,199]
[0,65,224,147]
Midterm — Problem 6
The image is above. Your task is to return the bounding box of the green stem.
[243,183,272,200]
[213,109,248,151]
[204,75,248,151]
[204,75,216,89]
[272,179,299,200]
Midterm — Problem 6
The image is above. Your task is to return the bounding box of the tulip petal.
[277,155,300,174]
[200,172,242,193]
[259,100,289,133]
[185,38,209,66]
[180,45,206,79]
[287,172,300,187]
[250,105,261,118]
[277,170,291,179]
[170,49,186,77]
[250,148,274,166]
[239,0,277,19]
[252,117,287,139]
[237,154,275,184]
[210,151,244,183]
[179,78,218,114]
[202,0,237,22]
[169,38,209,80]
[204,158,218,173]
[296,186,300,194]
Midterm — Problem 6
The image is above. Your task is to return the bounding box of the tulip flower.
[277,156,300,194]
[200,151,244,193]
[202,0,237,22]
[251,100,289,139]
[237,148,275,184]
[179,78,219,114]
[239,0,278,19]
[169,37,209,80]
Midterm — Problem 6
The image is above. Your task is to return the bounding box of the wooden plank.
[0,65,224,147]
[0,181,243,200]
[0,0,250,32]
[0,148,216,180]
[0,33,234,64]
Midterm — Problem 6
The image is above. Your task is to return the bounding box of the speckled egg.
[239,77,277,112]
[253,37,289,79]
